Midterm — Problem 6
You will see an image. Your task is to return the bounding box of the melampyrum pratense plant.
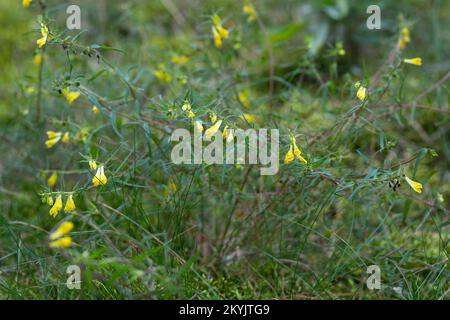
[11,0,448,298]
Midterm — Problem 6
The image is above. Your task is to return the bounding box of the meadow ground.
[0,0,448,299]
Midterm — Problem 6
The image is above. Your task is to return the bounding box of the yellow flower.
[92,105,99,114]
[398,27,410,49]
[33,53,42,65]
[204,120,223,140]
[92,165,107,187]
[171,54,189,65]
[216,25,229,39]
[338,49,346,56]
[404,57,422,66]
[46,131,60,139]
[405,176,423,194]
[212,14,221,27]
[46,196,54,206]
[243,4,257,22]
[61,132,70,144]
[211,15,229,48]
[49,221,74,241]
[89,160,97,171]
[356,86,367,101]
[47,172,58,188]
[241,113,255,123]
[37,23,49,48]
[284,135,307,165]
[238,92,250,108]
[45,131,62,149]
[194,120,204,134]
[23,0,32,8]
[154,65,172,83]
[182,101,195,118]
[49,236,72,249]
[284,145,295,164]
[212,27,222,48]
[168,180,177,192]
[49,194,63,218]
[62,88,81,104]
[208,111,217,123]
[64,194,76,212]
[223,125,234,143]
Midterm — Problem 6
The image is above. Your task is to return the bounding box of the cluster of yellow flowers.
[154,64,172,83]
[49,221,74,249]
[47,194,76,218]
[243,4,257,23]
[181,100,196,118]
[37,23,49,48]
[284,134,307,165]
[211,15,230,48]
[45,131,70,148]
[90,160,108,187]
[171,54,190,65]
[398,27,422,67]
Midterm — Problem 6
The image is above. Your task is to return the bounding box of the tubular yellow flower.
[61,132,70,144]
[405,176,423,194]
[62,88,80,104]
[212,27,222,48]
[49,194,63,218]
[45,131,62,149]
[47,172,58,188]
[33,53,42,65]
[284,145,295,164]
[171,54,189,65]
[49,221,74,240]
[49,236,72,249]
[293,143,307,164]
[46,131,60,139]
[37,23,49,48]
[243,4,257,22]
[356,86,367,101]
[46,196,54,206]
[92,105,99,114]
[89,160,97,171]
[404,57,422,66]
[64,194,76,213]
[204,120,223,140]
[92,165,107,187]
[23,0,32,8]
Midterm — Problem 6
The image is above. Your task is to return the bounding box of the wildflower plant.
[0,0,448,300]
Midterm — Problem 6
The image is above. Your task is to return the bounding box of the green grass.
[0,0,448,300]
